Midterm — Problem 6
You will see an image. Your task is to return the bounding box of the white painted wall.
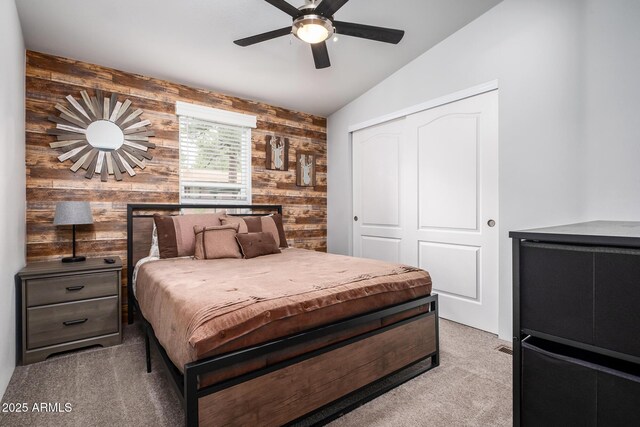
[0,0,26,398]
[583,0,640,219]
[328,0,590,340]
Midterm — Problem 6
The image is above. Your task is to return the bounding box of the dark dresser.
[511,221,640,426]
[17,257,122,364]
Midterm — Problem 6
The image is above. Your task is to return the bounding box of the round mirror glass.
[86,120,124,150]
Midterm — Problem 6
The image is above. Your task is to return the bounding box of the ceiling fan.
[234,0,405,69]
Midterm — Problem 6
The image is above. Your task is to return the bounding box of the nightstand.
[17,257,122,364]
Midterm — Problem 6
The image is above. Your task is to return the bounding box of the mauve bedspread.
[135,248,432,371]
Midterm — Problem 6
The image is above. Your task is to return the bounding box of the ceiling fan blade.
[311,42,331,69]
[314,0,349,17]
[264,0,300,17]
[234,27,292,47]
[333,21,405,44]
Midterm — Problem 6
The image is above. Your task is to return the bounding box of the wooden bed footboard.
[177,295,439,426]
[140,295,438,426]
[197,312,436,426]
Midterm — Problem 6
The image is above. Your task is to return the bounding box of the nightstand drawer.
[27,296,118,349]
[26,271,118,307]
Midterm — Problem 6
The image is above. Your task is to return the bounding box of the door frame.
[348,80,499,134]
[347,80,499,256]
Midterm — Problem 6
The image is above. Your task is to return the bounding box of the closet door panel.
[359,134,400,227]
[418,115,478,230]
[404,90,499,333]
[352,118,406,263]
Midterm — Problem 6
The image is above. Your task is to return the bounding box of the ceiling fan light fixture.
[293,15,334,44]
[234,0,405,69]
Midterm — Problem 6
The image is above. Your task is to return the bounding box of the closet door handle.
[487,219,496,227]
[354,216,359,222]
[63,318,88,326]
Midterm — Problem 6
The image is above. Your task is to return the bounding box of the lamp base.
[61,256,86,263]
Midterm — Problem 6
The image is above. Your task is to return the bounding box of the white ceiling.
[16,0,501,116]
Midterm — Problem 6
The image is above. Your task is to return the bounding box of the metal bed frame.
[127,203,439,426]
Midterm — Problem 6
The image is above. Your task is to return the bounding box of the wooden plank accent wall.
[25,51,327,322]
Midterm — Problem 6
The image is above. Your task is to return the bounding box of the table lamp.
[53,201,93,263]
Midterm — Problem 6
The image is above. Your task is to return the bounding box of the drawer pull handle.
[66,285,85,291]
[63,318,88,326]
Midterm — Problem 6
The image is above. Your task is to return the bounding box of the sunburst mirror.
[47,89,155,181]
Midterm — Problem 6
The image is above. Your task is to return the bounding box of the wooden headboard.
[126,203,283,323]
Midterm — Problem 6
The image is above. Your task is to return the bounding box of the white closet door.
[352,90,499,333]
[404,90,499,333]
[352,118,406,263]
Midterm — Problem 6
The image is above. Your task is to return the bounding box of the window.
[176,102,255,204]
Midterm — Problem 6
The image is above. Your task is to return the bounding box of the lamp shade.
[53,201,93,226]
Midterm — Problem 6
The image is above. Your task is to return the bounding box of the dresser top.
[510,221,640,247]
[18,257,122,277]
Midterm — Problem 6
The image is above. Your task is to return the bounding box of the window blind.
[179,115,252,204]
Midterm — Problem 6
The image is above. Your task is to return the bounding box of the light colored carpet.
[329,320,512,427]
[0,319,511,426]
[0,326,183,427]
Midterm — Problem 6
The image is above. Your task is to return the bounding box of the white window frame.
[176,101,256,205]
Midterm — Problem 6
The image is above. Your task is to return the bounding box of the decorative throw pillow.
[220,213,288,248]
[154,212,226,259]
[236,232,282,259]
[193,224,242,260]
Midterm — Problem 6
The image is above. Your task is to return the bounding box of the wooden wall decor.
[265,135,289,171]
[47,90,155,181]
[296,151,316,187]
[26,51,327,322]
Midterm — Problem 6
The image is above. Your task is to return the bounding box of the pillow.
[194,224,242,260]
[220,213,288,248]
[154,212,225,259]
[236,232,282,259]
[148,223,159,258]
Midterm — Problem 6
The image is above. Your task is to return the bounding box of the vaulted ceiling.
[16,0,501,116]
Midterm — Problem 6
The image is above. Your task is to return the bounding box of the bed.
[127,204,439,426]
